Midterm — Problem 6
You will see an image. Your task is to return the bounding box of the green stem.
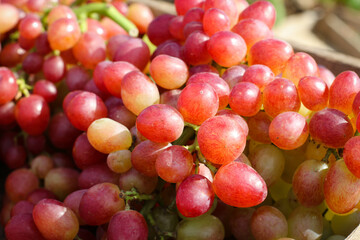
[194,158,199,174]
[184,122,200,131]
[183,136,199,153]
[322,148,341,163]
[172,126,195,146]
[78,12,88,33]
[197,151,218,174]
[16,79,32,97]
[73,3,139,37]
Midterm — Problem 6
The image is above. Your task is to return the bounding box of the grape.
[86,18,107,40]
[250,206,288,240]
[198,115,247,165]
[248,38,294,75]
[177,214,225,240]
[247,111,272,144]
[187,72,230,110]
[183,7,204,26]
[127,3,154,34]
[42,55,66,83]
[65,91,108,131]
[0,67,18,105]
[10,201,34,217]
[213,161,267,207]
[324,160,360,214]
[33,80,57,103]
[329,71,360,115]
[73,32,106,70]
[108,101,137,129]
[121,70,160,115]
[151,40,184,60]
[63,189,87,225]
[44,168,79,201]
[229,207,256,240]
[0,42,26,67]
[281,146,307,184]
[239,0,276,29]
[5,213,45,240]
[287,206,323,240]
[60,49,78,65]
[118,167,158,194]
[22,52,43,74]
[183,21,204,39]
[79,183,125,225]
[107,210,148,240]
[0,3,19,34]
[182,31,212,66]
[292,159,328,207]
[47,5,76,25]
[241,64,275,91]
[15,94,50,136]
[107,35,130,60]
[19,14,43,40]
[26,0,47,13]
[87,118,132,154]
[175,0,204,15]
[4,144,26,169]
[26,188,57,205]
[78,162,119,189]
[131,140,170,177]
[65,66,90,91]
[176,174,214,218]
[72,132,107,170]
[160,89,181,109]
[156,145,193,183]
[249,144,285,186]
[111,1,128,15]
[0,101,16,128]
[147,14,175,46]
[136,104,184,143]
[269,111,309,150]
[298,76,329,111]
[263,78,300,118]
[229,82,262,117]
[203,8,230,36]
[282,52,319,86]
[100,17,128,40]
[33,199,79,240]
[221,65,247,89]
[48,18,81,51]
[169,16,185,40]
[309,108,353,149]
[177,82,219,125]
[150,54,189,89]
[30,155,54,179]
[232,18,273,52]
[48,112,82,149]
[189,64,219,76]
[207,31,247,67]
[318,65,335,87]
[204,0,238,27]
[343,136,360,179]
[113,37,150,71]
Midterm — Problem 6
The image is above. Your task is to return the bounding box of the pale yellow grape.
[107,149,132,173]
[87,118,132,154]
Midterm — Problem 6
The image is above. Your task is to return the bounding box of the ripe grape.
[309,108,353,149]
[241,64,275,91]
[229,82,262,117]
[107,149,132,174]
[203,8,230,36]
[269,111,309,150]
[182,31,212,66]
[42,55,66,83]
[15,94,50,136]
[5,213,45,240]
[127,3,154,34]
[238,0,276,29]
[197,115,247,164]
[204,0,238,27]
[177,82,219,125]
[298,76,329,111]
[48,18,81,51]
[155,145,193,183]
[136,104,184,143]
[0,67,18,105]
[78,162,119,189]
[19,14,43,40]
[174,0,204,15]
[343,136,360,178]
[213,161,267,207]
[176,174,214,218]
[44,168,79,201]
[0,3,19,34]
[147,14,175,46]
[207,31,247,67]
[118,167,158,194]
[247,111,272,144]
[87,118,132,154]
[121,70,160,115]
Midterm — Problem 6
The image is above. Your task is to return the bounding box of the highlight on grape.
[0,0,360,239]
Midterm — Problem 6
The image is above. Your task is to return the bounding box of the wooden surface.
[346,224,360,240]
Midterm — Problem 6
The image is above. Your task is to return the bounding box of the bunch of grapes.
[1,0,360,239]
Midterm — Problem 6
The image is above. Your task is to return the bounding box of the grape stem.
[73,3,139,37]
[119,188,155,210]
[16,79,32,98]
[184,122,200,131]
[172,126,195,146]
[322,148,341,163]
[197,151,218,173]
[183,137,199,153]
[74,235,83,240]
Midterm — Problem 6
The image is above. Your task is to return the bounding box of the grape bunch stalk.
[0,0,360,239]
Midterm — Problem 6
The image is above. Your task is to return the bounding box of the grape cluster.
[1,0,360,239]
